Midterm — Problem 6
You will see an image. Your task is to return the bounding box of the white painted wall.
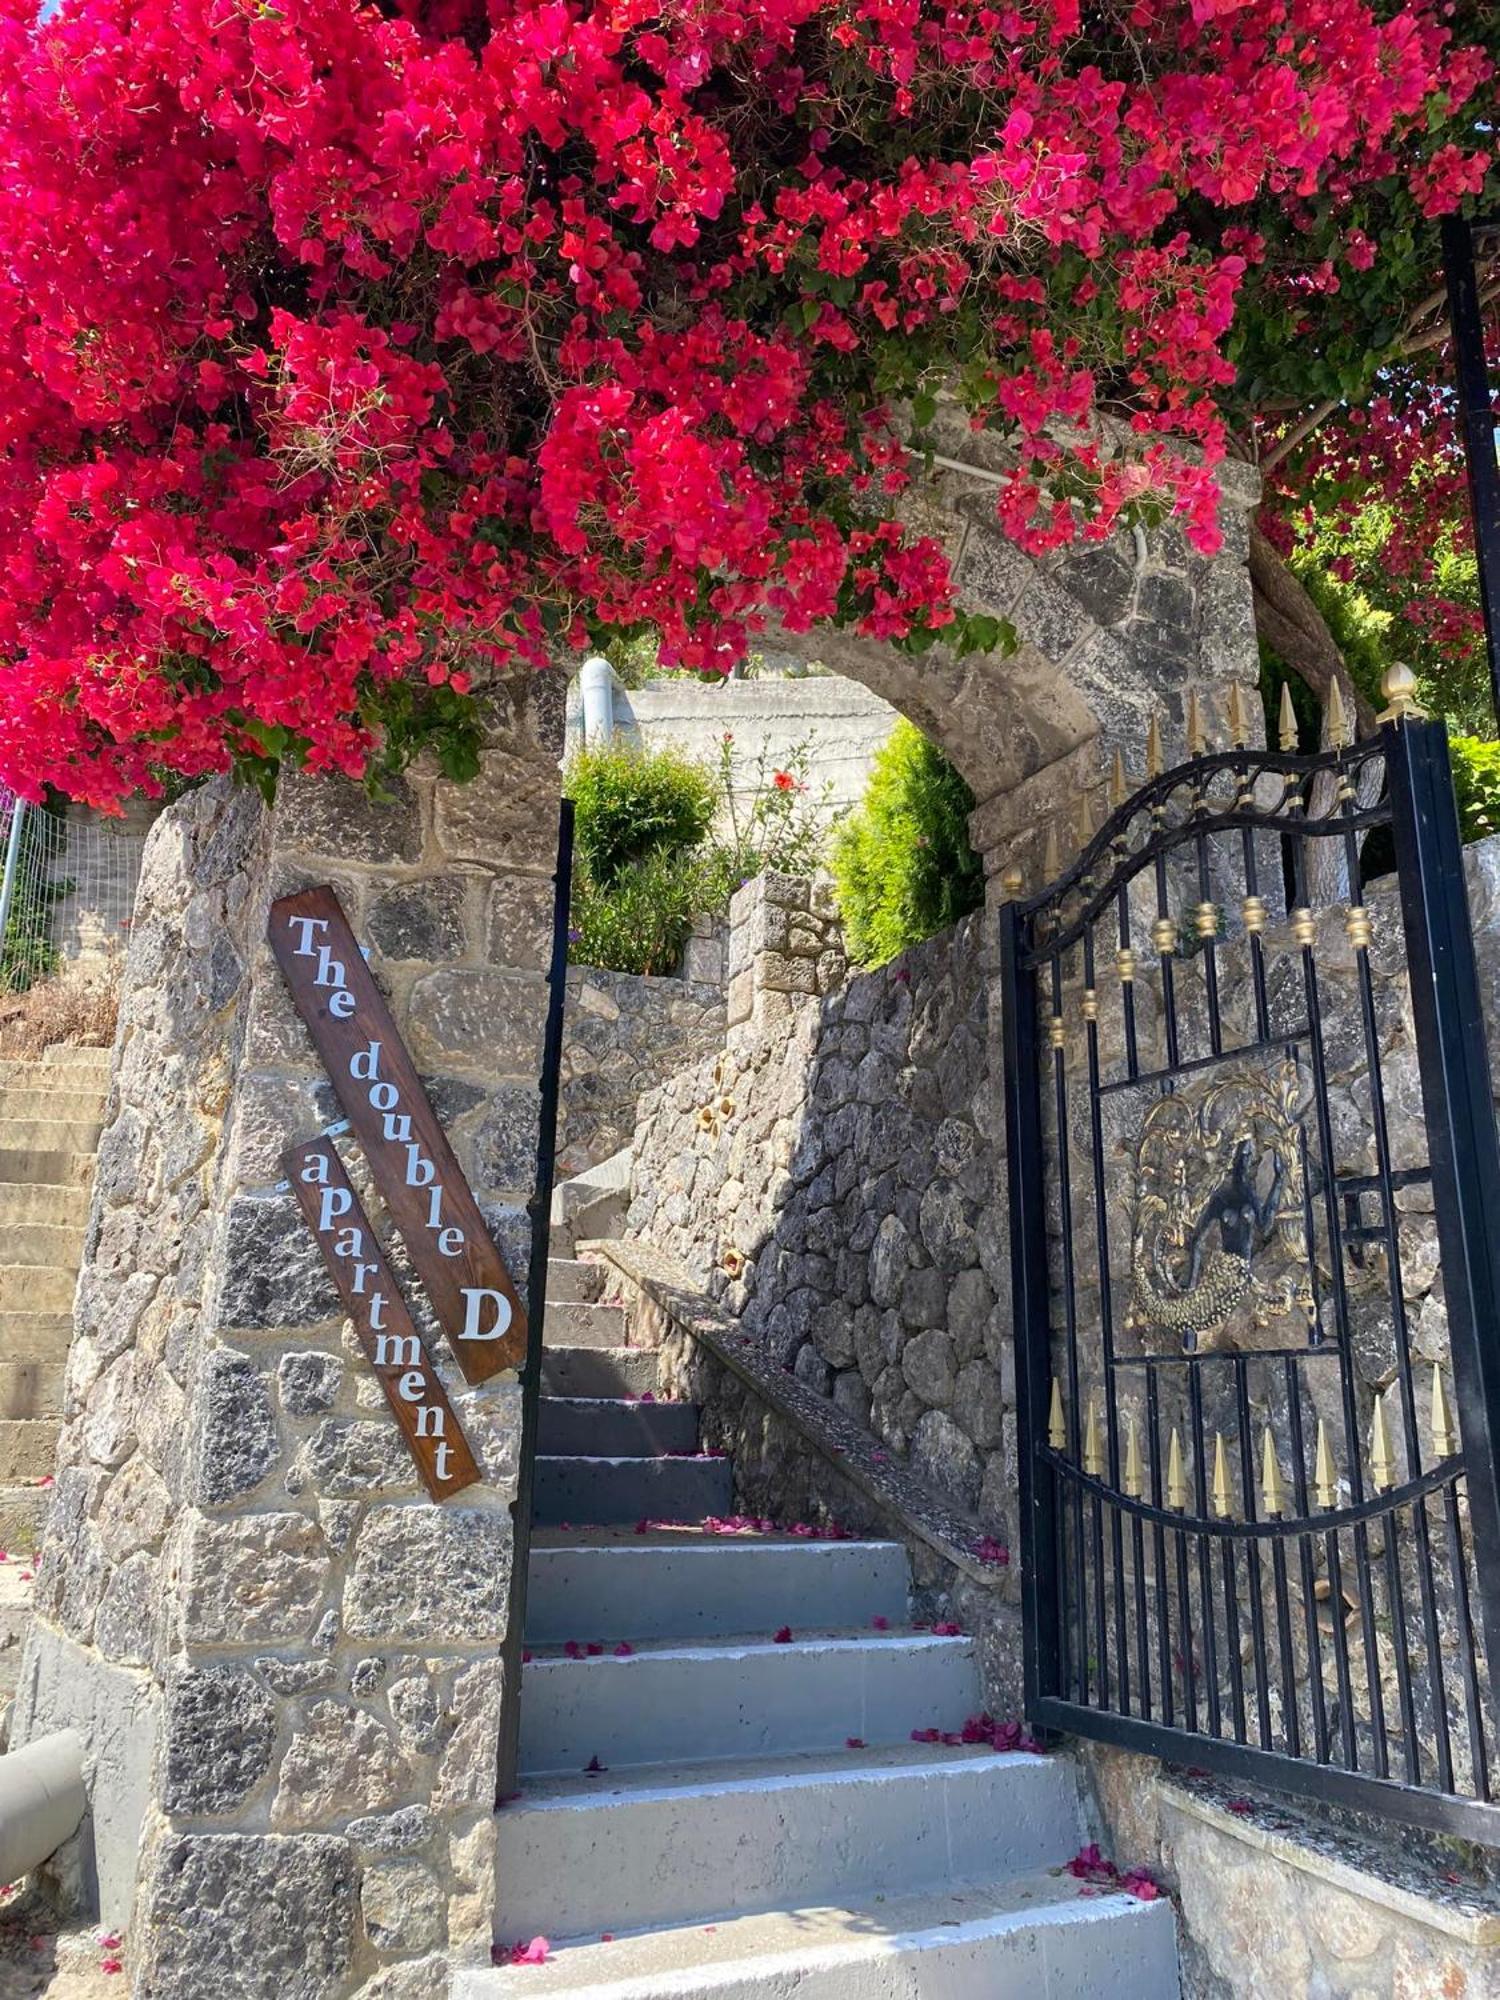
[564,670,897,821]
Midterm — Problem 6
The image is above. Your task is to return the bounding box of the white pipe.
[0,1730,87,1884]
[579,656,615,747]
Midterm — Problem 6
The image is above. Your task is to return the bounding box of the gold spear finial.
[1326,679,1350,751]
[1167,1428,1189,1510]
[1124,1410,1143,1498]
[1378,661,1426,724]
[1084,1397,1104,1477]
[1212,1434,1233,1519]
[1077,791,1095,852]
[1000,860,1024,899]
[1227,681,1250,750]
[1314,1420,1338,1510]
[1261,1429,1287,1518]
[1432,1365,1459,1460]
[1146,714,1164,780]
[1048,1377,1066,1453]
[1278,682,1298,753]
[1370,1391,1396,1492]
[1110,748,1128,811]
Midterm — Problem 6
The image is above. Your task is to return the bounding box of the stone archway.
[7,430,1264,1998]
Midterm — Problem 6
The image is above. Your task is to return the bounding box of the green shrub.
[568,845,710,977]
[1450,735,1500,844]
[565,741,719,887]
[830,719,983,967]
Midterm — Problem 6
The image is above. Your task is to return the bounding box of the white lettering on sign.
[460,1286,514,1343]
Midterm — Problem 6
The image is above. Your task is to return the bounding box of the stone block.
[406,968,547,1073]
[271,1699,412,1830]
[183,1511,329,1644]
[137,1833,356,2000]
[902,1327,956,1406]
[432,754,559,870]
[346,1506,511,1643]
[911,1408,982,1509]
[275,772,423,866]
[219,1193,340,1330]
[96,1549,160,1666]
[486,876,555,971]
[194,1351,280,1506]
[278,1351,343,1418]
[96,1456,172,1562]
[287,1418,417,1500]
[367,878,473,965]
[361,1858,447,1955]
[162,1667,278,1816]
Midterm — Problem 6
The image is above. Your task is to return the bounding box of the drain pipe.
[578,655,615,747]
[0,1731,87,1885]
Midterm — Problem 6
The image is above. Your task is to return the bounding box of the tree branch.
[1248,522,1377,735]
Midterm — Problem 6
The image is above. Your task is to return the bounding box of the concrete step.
[462,1872,1179,1999]
[0,1185,90,1228]
[0,1418,59,1482]
[533,1454,733,1528]
[537,1399,699,1459]
[0,1483,48,1553]
[0,1056,107,1088]
[0,1267,77,1314]
[526,1538,910,1646]
[38,1045,111,1073]
[0,1087,106,1124]
[519,1630,982,1775]
[493,1745,1084,1941]
[548,1259,607,1306]
[0,1149,95,1190]
[0,1359,65,1420]
[0,1222,85,1270]
[540,1349,660,1400]
[544,1302,630,1350]
[0,1119,101,1157]
[0,1313,74,1359]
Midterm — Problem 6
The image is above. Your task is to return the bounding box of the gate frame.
[1001,712,1500,1839]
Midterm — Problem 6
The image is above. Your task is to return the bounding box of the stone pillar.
[13,676,563,2000]
[725,872,846,1031]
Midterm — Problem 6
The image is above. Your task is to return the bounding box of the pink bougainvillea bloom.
[845,1736,866,1748]
[932,1621,962,1636]
[509,1937,551,1966]
[871,1616,890,1630]
[773,1626,793,1643]
[585,1755,608,1773]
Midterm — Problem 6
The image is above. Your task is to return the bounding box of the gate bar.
[495,795,576,1801]
[1386,716,1500,1700]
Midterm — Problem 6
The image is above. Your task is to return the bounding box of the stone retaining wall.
[558,963,724,1177]
[628,874,1013,1551]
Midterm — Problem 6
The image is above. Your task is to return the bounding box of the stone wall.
[557,962,725,1177]
[13,678,563,2000]
[1085,1748,1500,1998]
[628,873,1012,1552]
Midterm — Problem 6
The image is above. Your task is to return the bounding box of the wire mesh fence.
[0,790,149,995]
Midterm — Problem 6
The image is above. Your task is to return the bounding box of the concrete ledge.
[1161,1777,1500,1949]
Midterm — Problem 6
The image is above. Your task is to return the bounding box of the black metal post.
[1442,215,1500,730]
[1000,896,1058,1716]
[1385,718,1500,1700]
[495,796,575,1801]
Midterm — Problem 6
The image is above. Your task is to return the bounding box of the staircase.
[459,1243,1180,1998]
[0,1044,109,1701]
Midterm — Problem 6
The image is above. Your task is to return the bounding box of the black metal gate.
[1001,686,1500,1837]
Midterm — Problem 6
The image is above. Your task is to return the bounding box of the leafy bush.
[830,719,983,967]
[568,846,711,977]
[1451,735,1500,844]
[565,742,719,887]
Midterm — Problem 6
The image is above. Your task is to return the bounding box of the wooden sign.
[270,884,527,1382]
[287,1137,481,1501]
